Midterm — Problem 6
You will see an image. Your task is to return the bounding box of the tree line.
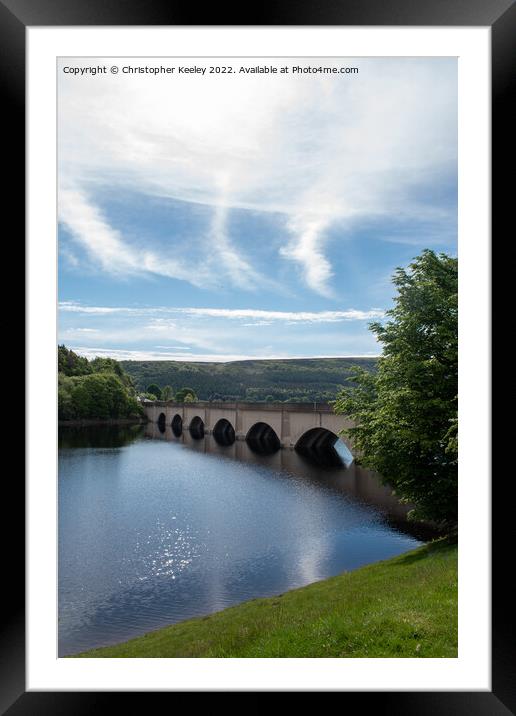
[58,346,144,421]
[144,385,198,402]
[121,357,378,404]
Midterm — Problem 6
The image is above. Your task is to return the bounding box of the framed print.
[5,0,512,709]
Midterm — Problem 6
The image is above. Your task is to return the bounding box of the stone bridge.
[143,400,356,458]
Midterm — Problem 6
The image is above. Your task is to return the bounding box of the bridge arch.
[189,415,205,440]
[171,414,182,437]
[246,422,281,455]
[212,418,235,446]
[157,412,166,433]
[295,427,353,467]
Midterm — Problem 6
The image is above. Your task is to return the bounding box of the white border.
[27,27,490,691]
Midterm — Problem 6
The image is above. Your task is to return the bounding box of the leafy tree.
[58,373,142,420]
[58,345,91,377]
[175,387,197,403]
[58,345,144,420]
[70,373,141,420]
[333,250,458,526]
[58,373,76,420]
[90,356,135,391]
[147,383,162,400]
[161,385,174,401]
[90,356,122,375]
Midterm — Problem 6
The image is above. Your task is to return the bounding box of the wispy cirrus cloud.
[59,187,218,288]
[59,188,137,275]
[69,346,379,363]
[207,202,268,291]
[59,302,384,323]
[58,301,385,360]
[70,347,262,362]
[280,216,334,297]
[59,185,274,293]
[59,57,457,297]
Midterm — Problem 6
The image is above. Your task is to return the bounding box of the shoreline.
[70,538,457,658]
[59,419,446,540]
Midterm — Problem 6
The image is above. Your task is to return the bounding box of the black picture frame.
[7,0,510,710]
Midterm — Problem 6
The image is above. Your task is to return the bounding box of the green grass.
[74,539,457,658]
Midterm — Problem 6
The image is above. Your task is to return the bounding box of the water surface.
[58,424,422,656]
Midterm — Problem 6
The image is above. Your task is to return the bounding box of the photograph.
[4,0,506,703]
[57,55,459,659]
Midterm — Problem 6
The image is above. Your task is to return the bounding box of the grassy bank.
[75,539,457,658]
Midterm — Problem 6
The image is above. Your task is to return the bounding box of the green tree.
[58,345,91,377]
[58,345,144,420]
[69,373,142,420]
[147,383,162,400]
[58,373,76,420]
[175,387,197,403]
[89,355,136,392]
[161,385,174,401]
[333,250,458,526]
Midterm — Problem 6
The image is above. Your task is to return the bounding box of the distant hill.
[121,357,378,403]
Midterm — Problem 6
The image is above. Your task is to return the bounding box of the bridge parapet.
[145,400,336,413]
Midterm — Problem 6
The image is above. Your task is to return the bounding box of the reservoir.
[58,423,423,656]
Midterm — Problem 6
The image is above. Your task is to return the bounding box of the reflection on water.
[295,426,354,468]
[145,422,409,520]
[246,421,281,455]
[212,418,236,447]
[58,423,144,449]
[58,423,423,656]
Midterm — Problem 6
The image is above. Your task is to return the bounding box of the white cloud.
[71,346,380,363]
[59,187,214,287]
[59,57,457,296]
[176,307,384,322]
[59,302,384,323]
[280,216,334,297]
[59,188,137,274]
[59,301,135,314]
[207,203,266,291]
[59,183,273,293]
[59,302,384,359]
[61,318,227,353]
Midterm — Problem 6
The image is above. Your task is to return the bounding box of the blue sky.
[58,57,457,361]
